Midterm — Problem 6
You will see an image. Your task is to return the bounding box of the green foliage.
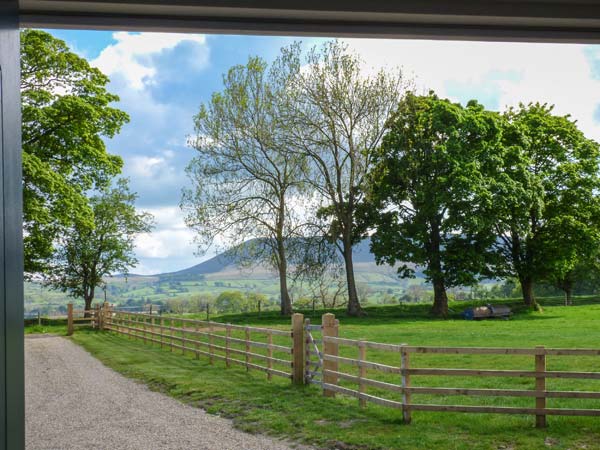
[486,103,600,306]
[21,30,129,274]
[47,179,153,308]
[365,92,502,316]
[214,290,249,314]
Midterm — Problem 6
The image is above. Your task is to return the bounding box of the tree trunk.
[343,238,363,317]
[562,279,573,306]
[431,277,449,317]
[83,293,94,318]
[277,239,292,316]
[429,220,448,317]
[519,276,536,308]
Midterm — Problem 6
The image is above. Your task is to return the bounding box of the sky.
[47,29,600,275]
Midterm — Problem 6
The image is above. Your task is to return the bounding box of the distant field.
[68,298,600,450]
[24,268,426,315]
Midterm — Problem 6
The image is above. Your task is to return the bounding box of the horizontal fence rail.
[103,310,295,381]
[317,333,600,427]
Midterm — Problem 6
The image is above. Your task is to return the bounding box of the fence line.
[72,304,600,428]
[315,331,600,427]
[66,303,101,335]
[103,309,295,381]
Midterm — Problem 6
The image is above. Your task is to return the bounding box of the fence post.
[181,321,186,355]
[101,302,109,331]
[194,320,200,360]
[292,313,305,385]
[535,345,547,428]
[67,303,74,336]
[209,323,215,364]
[267,330,273,381]
[401,344,412,424]
[160,317,164,349]
[358,341,367,408]
[226,324,231,368]
[322,313,338,396]
[94,304,100,330]
[142,314,147,345]
[170,318,174,352]
[245,327,250,371]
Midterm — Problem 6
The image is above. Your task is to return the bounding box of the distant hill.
[157,252,237,281]
[155,238,380,282]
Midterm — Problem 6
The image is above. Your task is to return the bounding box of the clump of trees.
[21,30,129,274]
[484,104,600,308]
[22,30,153,309]
[184,41,407,317]
[185,40,600,317]
[364,98,600,315]
[46,180,153,312]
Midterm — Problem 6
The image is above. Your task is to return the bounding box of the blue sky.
[48,30,600,275]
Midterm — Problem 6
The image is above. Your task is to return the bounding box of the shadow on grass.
[193,295,600,328]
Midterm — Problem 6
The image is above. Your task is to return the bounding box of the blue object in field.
[462,304,511,320]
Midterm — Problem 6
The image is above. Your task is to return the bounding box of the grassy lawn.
[24,317,67,335]
[66,298,600,450]
[68,299,600,449]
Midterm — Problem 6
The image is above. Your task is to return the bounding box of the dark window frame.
[2,2,600,449]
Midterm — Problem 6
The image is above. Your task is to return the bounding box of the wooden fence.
[82,306,600,427]
[66,303,101,335]
[307,314,600,428]
[102,309,301,382]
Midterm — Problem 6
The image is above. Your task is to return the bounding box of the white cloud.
[135,228,194,259]
[129,155,168,178]
[344,39,600,140]
[132,205,219,275]
[92,32,207,90]
[134,206,196,263]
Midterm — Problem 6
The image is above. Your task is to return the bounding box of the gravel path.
[26,335,300,450]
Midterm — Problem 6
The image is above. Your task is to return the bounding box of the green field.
[62,298,600,450]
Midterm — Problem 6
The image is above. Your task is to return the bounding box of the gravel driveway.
[26,335,300,450]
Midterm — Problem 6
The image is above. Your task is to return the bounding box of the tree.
[245,292,268,312]
[182,54,307,316]
[215,290,248,314]
[188,293,214,313]
[365,93,502,317]
[47,179,153,312]
[21,30,129,274]
[486,103,600,307]
[283,40,407,316]
[307,264,348,309]
[538,211,600,305]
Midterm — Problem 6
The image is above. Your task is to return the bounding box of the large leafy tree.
[182,54,307,316]
[365,93,502,317]
[21,29,129,274]
[47,179,153,311]
[487,103,600,307]
[283,40,407,317]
